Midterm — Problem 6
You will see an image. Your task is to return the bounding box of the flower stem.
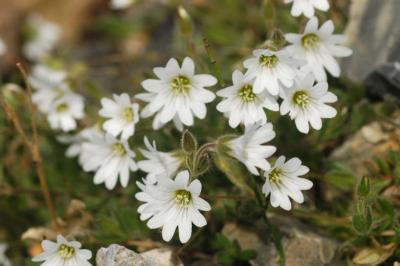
[11,63,61,231]
[202,38,225,87]
[251,175,285,266]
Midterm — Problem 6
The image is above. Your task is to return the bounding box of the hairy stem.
[9,63,61,231]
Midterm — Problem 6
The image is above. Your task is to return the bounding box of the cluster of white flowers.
[29,64,85,132]
[217,16,351,133]
[136,170,210,243]
[48,0,352,246]
[33,235,92,266]
[23,14,61,62]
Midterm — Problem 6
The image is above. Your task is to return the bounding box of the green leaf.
[358,176,370,197]
[352,203,372,234]
[212,234,232,249]
[377,198,394,218]
[325,161,356,191]
[240,249,257,261]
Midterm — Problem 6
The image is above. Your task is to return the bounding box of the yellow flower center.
[58,244,75,259]
[171,75,191,94]
[122,107,134,122]
[301,33,320,50]
[259,54,279,68]
[238,84,257,102]
[56,103,69,113]
[112,143,127,157]
[268,167,283,184]
[174,189,192,206]
[292,90,310,108]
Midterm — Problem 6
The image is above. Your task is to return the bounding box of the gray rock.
[96,244,145,266]
[141,248,184,266]
[96,244,183,266]
[222,215,343,266]
[343,0,400,86]
[329,112,400,178]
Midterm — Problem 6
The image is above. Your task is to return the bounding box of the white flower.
[280,73,337,133]
[227,123,276,175]
[99,93,140,139]
[29,64,67,90]
[243,49,301,95]
[135,177,157,221]
[135,170,211,243]
[58,126,103,158]
[0,244,11,266]
[138,137,182,183]
[136,57,217,130]
[0,39,7,56]
[262,156,313,210]
[285,17,353,81]
[29,64,68,113]
[284,0,330,18]
[32,235,92,266]
[23,14,61,61]
[80,133,138,190]
[110,0,135,9]
[47,94,85,132]
[217,70,279,128]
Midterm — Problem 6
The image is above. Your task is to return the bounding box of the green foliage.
[212,234,257,265]
[1,1,400,265]
[358,176,371,198]
[325,162,357,190]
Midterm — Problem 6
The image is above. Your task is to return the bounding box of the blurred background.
[1,0,400,265]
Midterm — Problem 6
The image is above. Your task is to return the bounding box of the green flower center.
[259,54,279,68]
[268,167,283,184]
[58,244,75,259]
[122,107,134,122]
[301,33,320,50]
[174,189,192,206]
[45,58,65,70]
[56,103,69,113]
[238,84,257,102]
[112,143,127,157]
[171,75,191,94]
[292,90,310,108]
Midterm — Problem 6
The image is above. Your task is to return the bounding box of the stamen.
[269,167,283,184]
[292,90,310,108]
[259,54,279,68]
[112,143,127,156]
[58,244,75,259]
[301,33,320,50]
[56,103,69,113]
[171,75,191,94]
[174,189,192,206]
[122,107,134,122]
[238,84,257,102]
